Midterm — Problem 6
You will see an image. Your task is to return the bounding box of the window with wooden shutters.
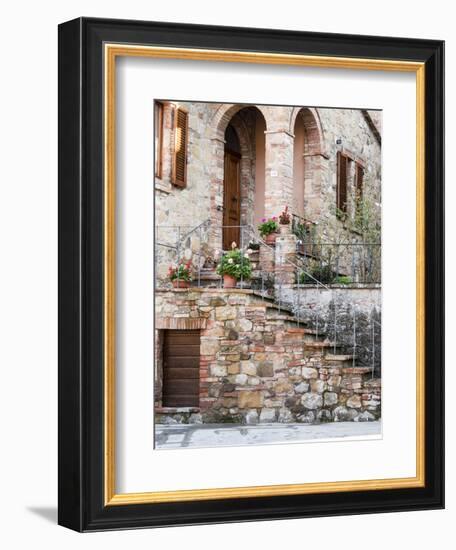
[154,101,164,178]
[337,152,348,214]
[172,106,188,188]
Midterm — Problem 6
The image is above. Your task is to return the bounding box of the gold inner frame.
[104,44,426,506]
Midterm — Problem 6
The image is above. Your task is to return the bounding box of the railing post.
[352,305,357,368]
[371,310,375,379]
[154,224,157,289]
[337,243,341,280]
[351,238,356,282]
[198,225,202,288]
[240,226,244,289]
[333,289,337,354]
[261,270,265,301]
[297,268,301,327]
[176,226,181,284]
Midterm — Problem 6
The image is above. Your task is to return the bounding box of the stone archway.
[209,104,267,251]
[291,107,328,221]
[289,107,325,150]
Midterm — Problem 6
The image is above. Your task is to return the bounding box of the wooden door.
[223,150,241,250]
[162,330,200,407]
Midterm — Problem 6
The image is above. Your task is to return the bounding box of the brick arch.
[209,105,267,250]
[289,107,325,154]
[211,103,269,140]
[226,115,253,161]
[291,108,326,220]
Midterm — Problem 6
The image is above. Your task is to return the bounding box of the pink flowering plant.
[216,242,252,280]
[168,259,192,282]
[257,216,279,237]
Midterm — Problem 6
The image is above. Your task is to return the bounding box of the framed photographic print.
[58,17,444,531]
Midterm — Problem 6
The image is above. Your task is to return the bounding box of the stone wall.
[155,289,381,425]
[314,108,381,244]
[155,101,382,258]
[279,284,382,375]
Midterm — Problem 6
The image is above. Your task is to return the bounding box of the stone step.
[251,289,275,301]
[263,300,295,316]
[266,313,305,323]
[340,367,373,375]
[305,341,340,349]
[190,269,221,287]
[196,268,220,279]
[287,327,321,336]
[324,354,355,362]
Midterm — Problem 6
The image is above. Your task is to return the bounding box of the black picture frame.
[58,17,444,532]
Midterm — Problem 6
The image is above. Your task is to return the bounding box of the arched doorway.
[223,124,241,249]
[293,114,306,218]
[292,108,325,221]
[219,106,266,250]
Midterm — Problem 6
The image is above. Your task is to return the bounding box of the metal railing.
[291,212,381,284]
[294,242,381,285]
[291,212,317,245]
[154,220,381,373]
[155,221,331,323]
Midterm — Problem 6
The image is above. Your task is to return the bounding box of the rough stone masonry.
[155,289,381,425]
[154,101,381,426]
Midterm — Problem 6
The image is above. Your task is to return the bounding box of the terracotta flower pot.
[172,279,190,289]
[264,233,277,245]
[223,274,237,288]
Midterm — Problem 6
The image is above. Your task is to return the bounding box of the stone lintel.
[155,317,207,330]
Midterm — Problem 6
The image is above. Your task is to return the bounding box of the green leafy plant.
[216,245,252,280]
[293,220,315,243]
[168,260,192,282]
[258,217,279,237]
[334,275,352,285]
[299,263,334,285]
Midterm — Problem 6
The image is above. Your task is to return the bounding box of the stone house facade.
[154,101,381,425]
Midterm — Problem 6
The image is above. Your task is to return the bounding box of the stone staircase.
[184,257,376,387]
[155,287,381,425]
[155,220,381,425]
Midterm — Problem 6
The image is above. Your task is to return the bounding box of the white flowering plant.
[216,242,253,280]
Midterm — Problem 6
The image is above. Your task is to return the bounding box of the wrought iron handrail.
[241,225,331,291]
[154,220,381,373]
[294,241,381,284]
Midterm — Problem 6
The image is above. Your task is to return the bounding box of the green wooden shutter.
[337,152,348,213]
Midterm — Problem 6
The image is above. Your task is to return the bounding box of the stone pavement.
[155,421,381,450]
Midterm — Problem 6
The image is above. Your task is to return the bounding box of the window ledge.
[155,180,172,194]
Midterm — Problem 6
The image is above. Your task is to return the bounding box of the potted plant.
[168,260,192,288]
[216,243,252,288]
[258,217,279,245]
[278,206,291,234]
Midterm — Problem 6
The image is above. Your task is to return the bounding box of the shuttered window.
[172,107,188,188]
[337,152,348,214]
[154,101,164,178]
[355,162,364,215]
